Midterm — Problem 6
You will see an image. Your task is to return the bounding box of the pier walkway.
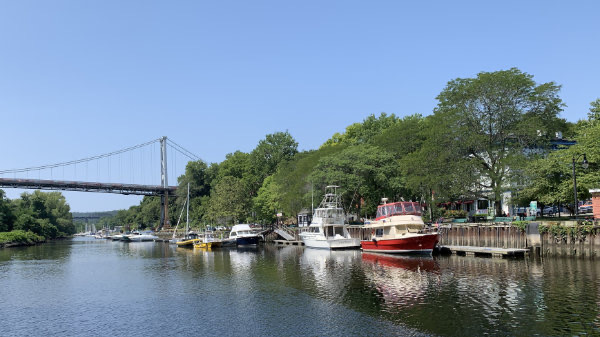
[438,245,529,258]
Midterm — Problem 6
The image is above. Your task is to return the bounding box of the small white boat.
[110,234,125,241]
[299,186,360,250]
[126,231,159,242]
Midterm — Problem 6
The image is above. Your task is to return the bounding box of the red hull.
[361,233,439,254]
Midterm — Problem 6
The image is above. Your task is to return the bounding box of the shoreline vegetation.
[1,68,599,243]
[0,230,46,248]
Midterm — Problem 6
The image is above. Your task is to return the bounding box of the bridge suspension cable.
[0,138,162,175]
[166,139,201,161]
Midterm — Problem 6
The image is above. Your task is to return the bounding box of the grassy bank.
[0,230,45,248]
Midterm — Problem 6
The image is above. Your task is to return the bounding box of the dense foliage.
[0,190,75,241]
[75,68,599,228]
[0,230,45,246]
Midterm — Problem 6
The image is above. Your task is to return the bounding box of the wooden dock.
[438,245,529,258]
[273,240,304,246]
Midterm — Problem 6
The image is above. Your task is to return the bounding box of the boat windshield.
[376,201,421,220]
[314,208,343,218]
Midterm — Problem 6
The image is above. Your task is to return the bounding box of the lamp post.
[572,153,589,218]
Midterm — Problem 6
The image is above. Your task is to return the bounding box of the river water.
[1,238,599,336]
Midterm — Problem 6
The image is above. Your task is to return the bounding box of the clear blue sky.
[1,1,598,212]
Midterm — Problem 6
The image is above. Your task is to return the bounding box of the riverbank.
[0,230,45,248]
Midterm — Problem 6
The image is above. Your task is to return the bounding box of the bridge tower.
[159,136,170,229]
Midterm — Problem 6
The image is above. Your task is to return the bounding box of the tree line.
[2,68,599,233]
[0,190,75,240]
[111,68,598,229]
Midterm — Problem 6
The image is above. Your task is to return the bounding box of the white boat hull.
[128,235,159,242]
[301,236,360,250]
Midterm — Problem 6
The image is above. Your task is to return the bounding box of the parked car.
[579,201,593,214]
[542,206,556,216]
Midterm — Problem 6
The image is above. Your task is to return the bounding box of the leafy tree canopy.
[309,144,406,217]
[321,113,399,147]
[427,68,565,212]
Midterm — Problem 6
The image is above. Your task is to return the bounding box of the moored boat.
[361,199,439,254]
[126,231,159,242]
[229,224,260,246]
[175,232,201,248]
[193,232,222,249]
[299,186,360,250]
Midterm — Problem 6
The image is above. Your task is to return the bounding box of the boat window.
[404,203,414,213]
[230,232,236,237]
[334,227,344,236]
[394,203,403,215]
[375,228,383,237]
[414,204,421,214]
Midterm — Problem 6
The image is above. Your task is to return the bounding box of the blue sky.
[1,1,598,212]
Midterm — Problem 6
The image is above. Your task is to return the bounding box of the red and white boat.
[361,199,439,254]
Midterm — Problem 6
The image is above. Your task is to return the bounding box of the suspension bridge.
[0,137,199,229]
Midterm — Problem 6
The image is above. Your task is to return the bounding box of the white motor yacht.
[299,186,360,250]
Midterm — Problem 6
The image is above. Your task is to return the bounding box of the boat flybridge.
[299,185,360,250]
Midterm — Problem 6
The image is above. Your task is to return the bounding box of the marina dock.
[273,240,304,246]
[438,245,529,258]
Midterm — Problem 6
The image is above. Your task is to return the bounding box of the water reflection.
[3,239,600,336]
[361,253,438,312]
[299,249,361,301]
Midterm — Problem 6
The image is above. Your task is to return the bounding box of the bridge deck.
[0,178,177,196]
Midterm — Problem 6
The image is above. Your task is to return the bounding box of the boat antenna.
[381,197,388,205]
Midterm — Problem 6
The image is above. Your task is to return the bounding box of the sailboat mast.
[186,182,190,233]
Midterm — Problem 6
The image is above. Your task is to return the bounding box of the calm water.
[1,238,599,336]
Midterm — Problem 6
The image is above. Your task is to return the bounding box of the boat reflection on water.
[361,252,439,274]
[300,248,361,300]
[301,247,361,270]
[361,253,440,310]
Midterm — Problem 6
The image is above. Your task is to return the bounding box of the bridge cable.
[166,139,201,161]
[0,138,161,175]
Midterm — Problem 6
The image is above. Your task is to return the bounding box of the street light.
[572,153,589,218]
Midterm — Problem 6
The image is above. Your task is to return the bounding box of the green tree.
[206,176,248,224]
[309,144,406,217]
[10,191,74,238]
[253,176,281,224]
[427,68,564,214]
[270,145,347,221]
[372,114,426,159]
[322,113,399,147]
[0,190,14,232]
[520,100,600,212]
[248,131,298,196]
[588,98,600,123]
[175,160,216,227]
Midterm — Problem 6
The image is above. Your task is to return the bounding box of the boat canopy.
[376,202,421,220]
